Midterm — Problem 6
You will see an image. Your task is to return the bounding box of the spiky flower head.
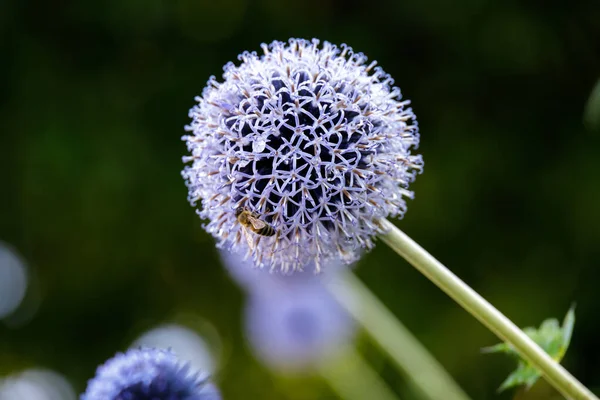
[81,348,221,400]
[183,38,423,272]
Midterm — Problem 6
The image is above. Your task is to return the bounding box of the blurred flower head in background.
[132,323,221,375]
[221,249,356,372]
[244,283,356,373]
[81,348,221,400]
[0,369,76,400]
[219,247,349,292]
[0,242,28,320]
[183,38,423,272]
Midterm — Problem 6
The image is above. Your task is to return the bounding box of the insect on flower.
[235,206,277,251]
[183,38,423,272]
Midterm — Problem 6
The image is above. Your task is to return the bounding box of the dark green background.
[1,0,599,398]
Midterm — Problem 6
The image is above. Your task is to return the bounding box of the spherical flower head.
[183,38,423,272]
[81,348,221,400]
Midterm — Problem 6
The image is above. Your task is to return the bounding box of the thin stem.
[378,218,597,400]
[318,347,402,400]
[327,271,471,400]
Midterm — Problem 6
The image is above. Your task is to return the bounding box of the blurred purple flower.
[219,247,349,293]
[0,241,28,320]
[0,369,76,400]
[244,283,356,372]
[81,348,220,400]
[183,38,423,272]
[132,324,220,376]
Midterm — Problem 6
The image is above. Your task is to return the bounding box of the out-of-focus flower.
[183,38,423,272]
[81,348,220,400]
[218,247,347,292]
[132,324,220,375]
[0,369,76,400]
[244,282,356,372]
[0,241,28,320]
[221,241,357,373]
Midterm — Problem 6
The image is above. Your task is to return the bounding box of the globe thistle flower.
[183,38,423,272]
[244,283,356,372]
[81,348,221,400]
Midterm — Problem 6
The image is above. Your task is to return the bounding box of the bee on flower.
[235,206,277,252]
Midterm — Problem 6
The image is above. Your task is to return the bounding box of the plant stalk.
[378,219,597,400]
[327,271,471,400]
[318,347,402,400]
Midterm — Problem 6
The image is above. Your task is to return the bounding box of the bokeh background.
[1,0,599,398]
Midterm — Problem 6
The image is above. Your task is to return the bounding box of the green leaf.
[498,361,541,392]
[482,305,576,392]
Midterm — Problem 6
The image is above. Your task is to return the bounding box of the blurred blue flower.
[183,38,423,272]
[244,282,356,372]
[0,368,77,400]
[219,247,348,293]
[132,324,220,376]
[0,241,28,320]
[81,348,221,400]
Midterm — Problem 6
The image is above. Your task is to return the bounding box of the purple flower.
[183,38,423,272]
[243,283,356,372]
[0,242,28,320]
[218,247,348,292]
[81,348,220,400]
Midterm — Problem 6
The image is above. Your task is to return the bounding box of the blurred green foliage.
[1,0,600,398]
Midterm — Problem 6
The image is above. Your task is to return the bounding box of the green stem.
[318,347,402,400]
[328,271,471,400]
[378,219,597,400]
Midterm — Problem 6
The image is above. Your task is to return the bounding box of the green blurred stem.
[318,347,402,400]
[378,219,597,400]
[329,271,471,400]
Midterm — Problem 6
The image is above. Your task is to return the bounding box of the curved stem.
[378,219,597,400]
[327,271,471,400]
[318,347,402,400]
